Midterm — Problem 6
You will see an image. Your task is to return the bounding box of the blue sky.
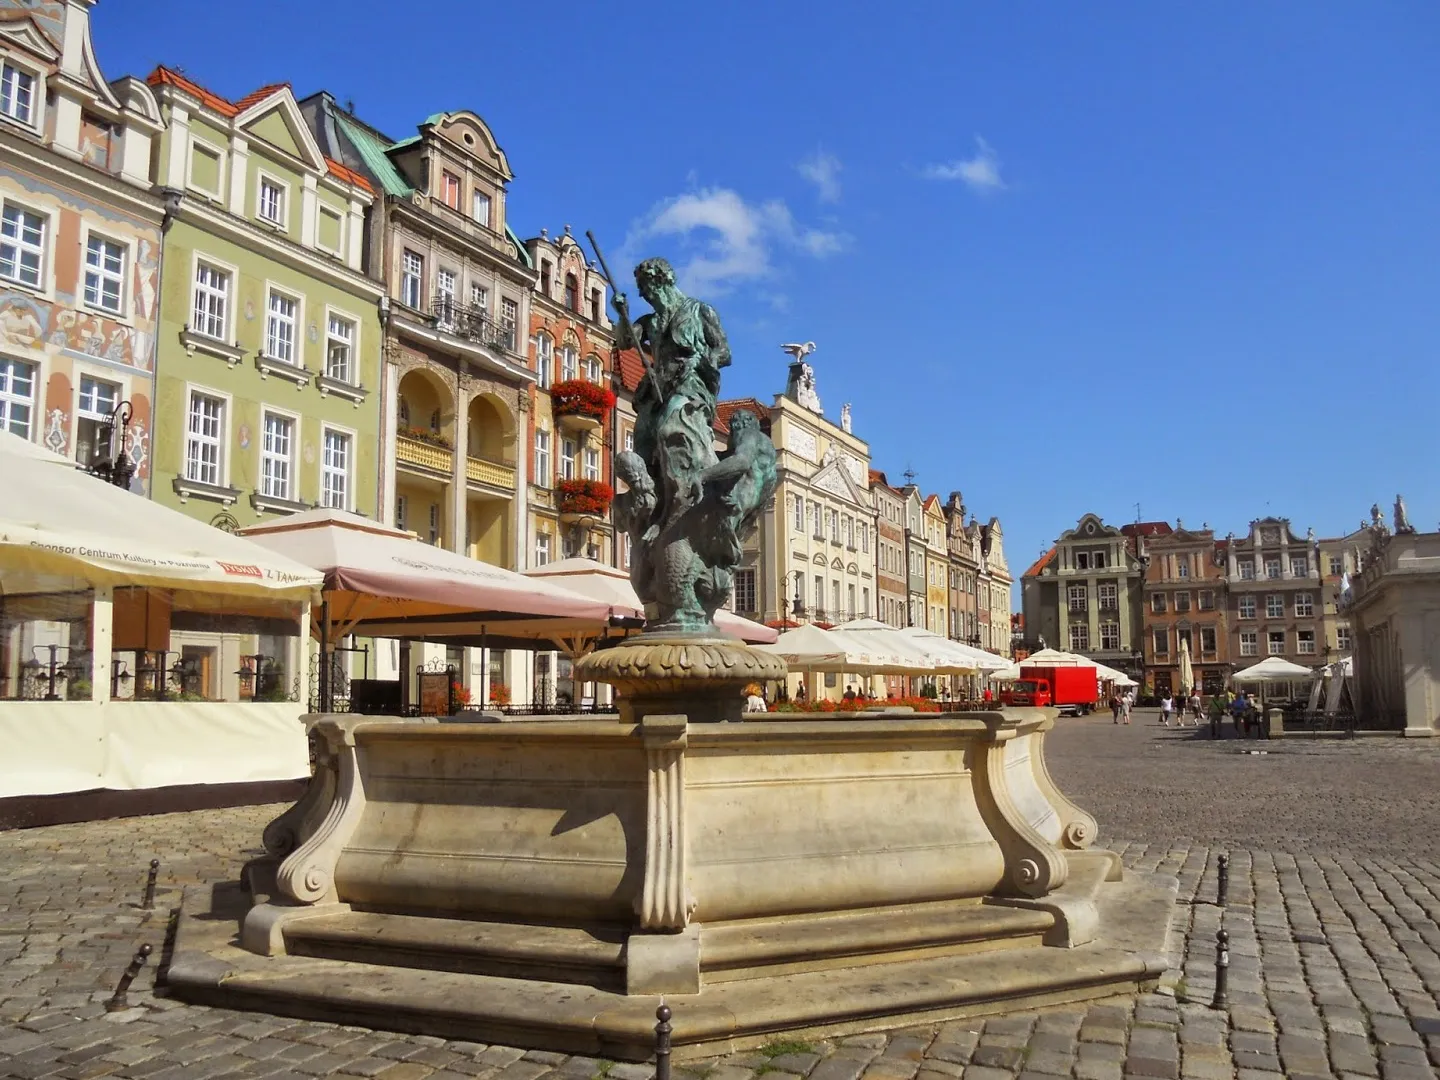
[94,2,1439,586]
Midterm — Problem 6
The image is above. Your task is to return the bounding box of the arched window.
[533,332,553,388]
[564,273,579,312]
[582,354,602,383]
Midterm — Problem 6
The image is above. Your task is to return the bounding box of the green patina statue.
[610,257,777,634]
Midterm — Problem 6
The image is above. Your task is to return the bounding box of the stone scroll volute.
[275,721,368,905]
[972,719,1069,898]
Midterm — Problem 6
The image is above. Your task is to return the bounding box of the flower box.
[550,380,615,421]
[556,478,613,516]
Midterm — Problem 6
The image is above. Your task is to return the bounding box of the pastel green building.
[146,68,382,527]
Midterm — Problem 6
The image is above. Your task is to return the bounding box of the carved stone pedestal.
[575,634,787,725]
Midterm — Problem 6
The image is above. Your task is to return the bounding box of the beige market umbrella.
[1177,637,1194,697]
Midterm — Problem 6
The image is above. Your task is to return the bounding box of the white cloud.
[624,187,848,294]
[797,150,842,203]
[922,136,1006,193]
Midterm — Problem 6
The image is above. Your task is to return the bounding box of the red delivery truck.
[999,666,1099,716]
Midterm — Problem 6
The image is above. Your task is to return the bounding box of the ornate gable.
[238,88,324,171]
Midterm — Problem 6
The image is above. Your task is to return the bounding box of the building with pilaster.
[149,74,382,529]
[1317,527,1366,661]
[975,517,1013,657]
[943,493,982,647]
[0,0,163,481]
[522,226,613,568]
[869,471,907,628]
[1140,523,1229,697]
[921,493,949,636]
[1221,517,1324,689]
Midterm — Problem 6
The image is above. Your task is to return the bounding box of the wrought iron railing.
[429,295,516,352]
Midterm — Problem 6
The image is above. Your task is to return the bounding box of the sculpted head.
[728,409,760,442]
[634,258,678,305]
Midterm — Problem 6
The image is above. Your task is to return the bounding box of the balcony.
[556,478,613,522]
[396,431,454,475]
[550,379,615,433]
[428,295,516,354]
[466,455,515,492]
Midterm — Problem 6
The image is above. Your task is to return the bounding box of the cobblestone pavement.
[3,712,1439,1080]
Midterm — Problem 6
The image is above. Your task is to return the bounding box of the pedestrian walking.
[1120,691,1133,724]
[1160,693,1174,726]
[1189,690,1202,725]
[1111,692,1121,724]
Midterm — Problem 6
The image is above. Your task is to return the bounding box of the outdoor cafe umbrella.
[755,622,887,672]
[1232,656,1317,716]
[1177,637,1194,697]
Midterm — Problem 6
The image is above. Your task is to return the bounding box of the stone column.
[450,384,469,556]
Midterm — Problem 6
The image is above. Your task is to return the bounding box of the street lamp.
[781,569,803,619]
[87,400,136,490]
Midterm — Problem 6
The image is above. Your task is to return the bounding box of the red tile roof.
[234,82,290,112]
[615,348,647,394]
[147,66,239,117]
[714,397,768,436]
[324,158,373,194]
[923,493,941,511]
[1023,547,1057,579]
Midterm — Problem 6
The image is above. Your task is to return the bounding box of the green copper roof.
[334,111,412,197]
[508,225,532,268]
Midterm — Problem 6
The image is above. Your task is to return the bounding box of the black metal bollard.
[1217,853,1229,907]
[142,859,159,910]
[654,1002,672,1080]
[105,943,152,1012]
[1210,927,1229,1010]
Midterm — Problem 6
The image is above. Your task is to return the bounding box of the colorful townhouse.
[0,0,163,481]
[145,70,382,530]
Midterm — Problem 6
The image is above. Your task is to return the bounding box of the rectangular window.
[813,575,823,614]
[470,282,489,312]
[395,494,407,531]
[0,357,36,437]
[500,297,518,348]
[83,235,125,313]
[1239,594,1256,619]
[861,523,870,553]
[842,515,853,548]
[560,437,576,481]
[1198,589,1215,611]
[1074,552,1090,571]
[1152,628,1168,657]
[1200,627,1217,655]
[401,250,424,308]
[442,171,461,210]
[260,412,294,501]
[192,261,229,339]
[1294,592,1314,617]
[589,288,602,321]
[317,205,342,252]
[1100,622,1120,650]
[1174,591,1191,613]
[1297,629,1316,655]
[74,374,119,465]
[428,504,440,545]
[1097,582,1117,609]
[1069,624,1089,652]
[0,62,36,126]
[1266,594,1284,619]
[1,203,45,287]
[325,314,354,383]
[258,178,285,225]
[185,392,224,486]
[1238,559,1255,580]
[1151,592,1167,614]
[832,580,842,616]
[534,334,553,388]
[733,569,756,613]
[811,502,822,539]
[622,533,631,570]
[1329,556,1344,577]
[623,429,634,453]
[1268,631,1285,655]
[1337,627,1352,651]
[862,587,870,616]
[534,531,551,567]
[322,430,350,509]
[1265,557,1282,580]
[582,446,599,481]
[1291,557,1309,578]
[829,509,839,543]
[1176,560,1189,578]
[534,429,550,486]
[265,291,298,364]
[561,345,578,382]
[472,189,491,227]
[1239,631,1258,656]
[792,495,803,530]
[582,354,602,383]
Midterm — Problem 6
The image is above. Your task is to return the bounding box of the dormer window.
[442,170,461,211]
[588,288,601,321]
[472,189,491,228]
[0,62,36,127]
[258,177,286,226]
[564,273,579,312]
[540,260,552,295]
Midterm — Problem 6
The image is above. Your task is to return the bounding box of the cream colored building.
[975,518,1014,657]
[922,494,949,636]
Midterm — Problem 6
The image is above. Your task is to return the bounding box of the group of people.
[1159,690,1204,727]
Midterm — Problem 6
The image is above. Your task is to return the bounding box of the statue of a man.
[1395,494,1414,534]
[612,257,772,632]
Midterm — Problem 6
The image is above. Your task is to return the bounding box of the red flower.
[550,379,616,419]
[557,478,614,516]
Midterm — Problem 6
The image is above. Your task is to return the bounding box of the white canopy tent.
[896,627,983,674]
[0,430,327,806]
[755,623,889,672]
[1232,656,1316,684]
[829,618,938,674]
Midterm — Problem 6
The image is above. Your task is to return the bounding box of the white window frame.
[1265,593,1284,619]
[1291,557,1309,578]
[320,424,356,511]
[582,354,602,384]
[0,197,50,293]
[259,408,298,502]
[1097,582,1118,609]
[401,249,424,309]
[0,58,41,131]
[792,495,803,531]
[185,133,227,200]
[1151,627,1168,657]
[183,385,230,488]
[560,343,578,382]
[1267,631,1286,656]
[1200,626,1218,655]
[323,307,359,385]
[1264,557,1282,580]
[1297,629,1316,655]
[1238,559,1255,580]
[0,356,37,439]
[534,428,551,487]
[73,372,124,464]
[1174,590,1191,613]
[560,436,577,481]
[534,529,551,568]
[256,171,290,229]
[1239,631,1258,657]
[80,226,131,318]
[1237,594,1255,619]
[316,204,344,256]
[472,188,491,228]
[263,284,303,367]
[1100,622,1120,651]
[582,445,600,482]
[470,281,489,313]
[1336,627,1352,651]
[534,333,553,388]
[190,252,236,342]
[1069,624,1090,652]
[1294,592,1314,617]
